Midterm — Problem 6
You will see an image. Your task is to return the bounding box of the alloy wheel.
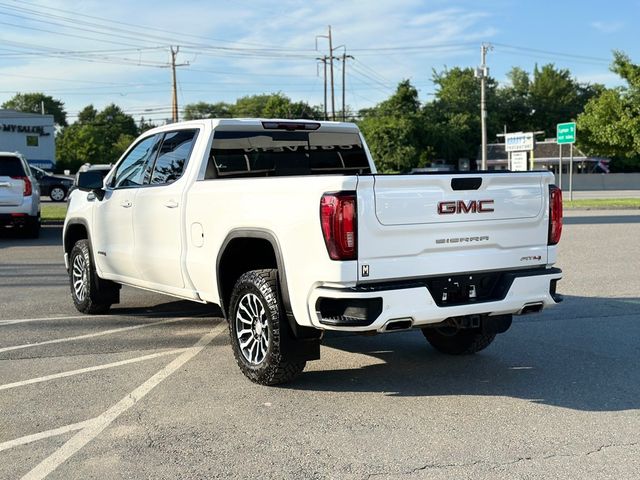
[235,293,269,365]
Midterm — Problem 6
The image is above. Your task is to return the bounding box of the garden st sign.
[557,122,576,144]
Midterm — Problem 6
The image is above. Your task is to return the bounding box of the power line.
[4,0,315,51]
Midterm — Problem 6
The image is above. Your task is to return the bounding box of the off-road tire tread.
[228,269,305,385]
[69,239,115,314]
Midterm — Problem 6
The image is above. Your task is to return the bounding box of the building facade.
[0,109,56,170]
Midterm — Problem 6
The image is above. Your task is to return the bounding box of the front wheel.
[69,239,119,314]
[228,269,306,385]
[50,186,67,202]
[421,326,496,355]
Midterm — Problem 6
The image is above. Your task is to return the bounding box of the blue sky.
[0,0,638,124]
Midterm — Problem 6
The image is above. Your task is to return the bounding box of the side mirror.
[77,171,105,200]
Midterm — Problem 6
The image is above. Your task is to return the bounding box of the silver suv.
[0,152,41,238]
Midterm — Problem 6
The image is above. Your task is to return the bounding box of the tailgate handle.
[451,177,482,191]
[0,182,11,187]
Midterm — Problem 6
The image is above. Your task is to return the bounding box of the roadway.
[1,210,639,479]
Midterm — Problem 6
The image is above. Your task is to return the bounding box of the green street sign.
[557,122,576,144]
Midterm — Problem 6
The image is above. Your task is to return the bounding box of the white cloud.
[590,20,624,34]
[0,0,497,118]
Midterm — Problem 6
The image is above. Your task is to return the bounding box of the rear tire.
[69,239,119,314]
[228,269,306,385]
[422,327,496,355]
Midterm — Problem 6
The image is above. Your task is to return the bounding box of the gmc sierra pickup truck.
[64,119,563,385]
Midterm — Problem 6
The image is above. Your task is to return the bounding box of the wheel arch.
[63,218,92,271]
[216,228,289,319]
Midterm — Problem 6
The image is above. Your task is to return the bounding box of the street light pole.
[477,43,492,170]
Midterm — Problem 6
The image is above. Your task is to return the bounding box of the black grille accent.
[451,177,482,190]
[316,297,382,327]
[352,267,561,308]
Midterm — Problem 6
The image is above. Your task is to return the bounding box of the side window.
[149,129,198,185]
[111,135,159,188]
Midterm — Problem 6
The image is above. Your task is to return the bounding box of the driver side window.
[110,135,159,188]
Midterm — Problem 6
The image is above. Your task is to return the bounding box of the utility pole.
[328,26,335,120]
[316,26,344,121]
[316,56,328,120]
[168,46,189,123]
[476,43,492,170]
[170,46,179,123]
[341,51,354,121]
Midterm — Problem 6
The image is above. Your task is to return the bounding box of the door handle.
[164,200,179,209]
[120,200,132,208]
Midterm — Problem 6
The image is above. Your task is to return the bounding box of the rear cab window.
[0,156,26,177]
[205,127,371,179]
[148,129,198,185]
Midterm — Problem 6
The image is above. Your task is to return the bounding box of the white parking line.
[0,317,191,354]
[0,315,97,326]
[0,311,211,326]
[0,348,187,392]
[21,322,226,480]
[0,420,92,453]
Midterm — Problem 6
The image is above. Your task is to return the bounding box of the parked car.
[68,164,113,196]
[0,151,40,237]
[64,119,563,385]
[31,166,74,202]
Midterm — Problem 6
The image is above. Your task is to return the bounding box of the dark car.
[68,164,113,196]
[31,166,74,202]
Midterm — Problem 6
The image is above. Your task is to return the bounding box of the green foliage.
[183,93,321,120]
[56,104,138,172]
[358,80,428,172]
[529,64,581,137]
[578,51,640,170]
[183,101,232,120]
[2,92,68,126]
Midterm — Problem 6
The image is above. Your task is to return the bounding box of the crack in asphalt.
[364,442,640,478]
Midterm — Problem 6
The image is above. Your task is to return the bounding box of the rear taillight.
[549,185,563,245]
[11,176,32,196]
[320,192,357,260]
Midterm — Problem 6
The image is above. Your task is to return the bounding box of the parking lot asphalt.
[1,211,640,480]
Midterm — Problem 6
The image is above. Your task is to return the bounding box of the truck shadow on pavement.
[0,224,62,248]
[292,294,640,412]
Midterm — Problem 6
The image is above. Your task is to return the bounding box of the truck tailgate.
[0,176,24,207]
[357,172,552,282]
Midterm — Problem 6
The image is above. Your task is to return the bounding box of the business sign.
[505,132,534,152]
[510,151,527,171]
[557,122,576,144]
[1,124,51,136]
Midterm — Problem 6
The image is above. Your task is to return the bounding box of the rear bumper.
[308,267,562,332]
[0,213,37,228]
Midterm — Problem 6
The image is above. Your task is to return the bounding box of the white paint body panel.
[64,119,562,332]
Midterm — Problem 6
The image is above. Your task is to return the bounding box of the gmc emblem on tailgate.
[437,200,495,215]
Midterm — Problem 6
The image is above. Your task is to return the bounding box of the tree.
[578,52,640,170]
[183,94,320,120]
[528,64,581,137]
[183,101,232,120]
[77,105,97,124]
[428,67,500,162]
[495,67,534,133]
[358,80,428,172]
[56,104,138,172]
[2,92,68,126]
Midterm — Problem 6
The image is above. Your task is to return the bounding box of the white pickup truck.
[64,119,563,385]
